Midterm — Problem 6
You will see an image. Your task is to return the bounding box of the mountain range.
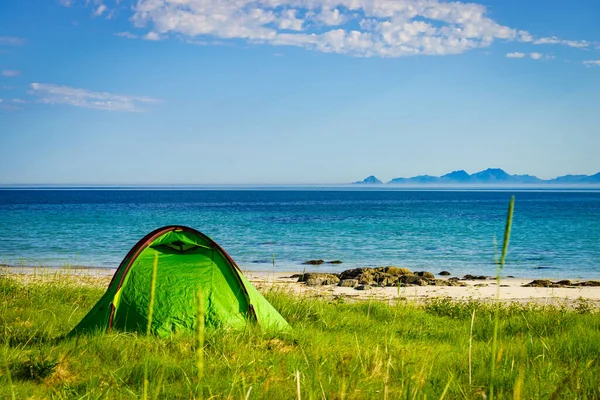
[353,168,600,185]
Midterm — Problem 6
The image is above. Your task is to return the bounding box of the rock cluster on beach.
[294,267,467,288]
[523,279,600,288]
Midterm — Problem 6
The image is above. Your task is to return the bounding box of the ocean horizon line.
[1,183,600,192]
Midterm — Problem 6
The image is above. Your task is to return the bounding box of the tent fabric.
[69,226,290,336]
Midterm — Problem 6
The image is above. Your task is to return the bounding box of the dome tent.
[69,226,290,337]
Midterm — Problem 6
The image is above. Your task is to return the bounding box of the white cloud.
[1,70,21,77]
[115,31,138,39]
[278,9,304,31]
[315,8,347,26]
[60,0,74,6]
[533,36,589,48]
[29,83,161,112]
[583,60,600,67]
[506,52,525,58]
[127,0,520,57]
[143,32,161,41]
[66,0,595,58]
[11,98,26,104]
[0,36,25,46]
[94,4,107,16]
[530,52,554,60]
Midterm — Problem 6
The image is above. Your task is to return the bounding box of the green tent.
[69,226,290,336]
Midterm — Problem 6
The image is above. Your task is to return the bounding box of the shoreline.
[3,265,600,306]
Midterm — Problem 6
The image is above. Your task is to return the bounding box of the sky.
[0,0,599,184]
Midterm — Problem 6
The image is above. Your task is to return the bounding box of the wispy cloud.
[506,52,554,60]
[0,98,23,111]
[143,32,161,41]
[533,36,589,48]
[1,70,21,77]
[93,4,107,17]
[65,0,595,58]
[29,83,161,112]
[583,60,600,67]
[115,31,137,39]
[0,36,25,46]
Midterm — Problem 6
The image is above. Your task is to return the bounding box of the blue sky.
[0,0,599,184]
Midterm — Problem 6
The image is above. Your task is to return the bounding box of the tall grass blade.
[3,348,16,400]
[489,195,515,400]
[469,309,475,385]
[296,370,301,400]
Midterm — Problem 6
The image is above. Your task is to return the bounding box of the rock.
[523,279,554,287]
[555,280,572,286]
[355,285,372,290]
[463,274,487,280]
[507,275,515,278]
[357,270,375,285]
[339,268,368,280]
[431,279,465,287]
[338,279,359,288]
[298,273,340,285]
[415,271,435,280]
[474,283,489,287]
[289,274,303,279]
[306,278,324,286]
[575,280,600,287]
[323,277,340,285]
[398,275,427,286]
[337,266,419,287]
[448,277,460,282]
[327,260,343,264]
[382,266,412,275]
[303,259,324,265]
[439,271,451,276]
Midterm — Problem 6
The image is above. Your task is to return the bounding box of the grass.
[1,272,599,399]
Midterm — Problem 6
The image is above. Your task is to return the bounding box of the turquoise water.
[0,189,599,279]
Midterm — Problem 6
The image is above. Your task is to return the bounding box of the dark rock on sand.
[523,279,600,288]
[298,272,340,286]
[523,279,554,287]
[398,275,427,286]
[463,274,487,280]
[336,266,466,287]
[415,271,435,280]
[303,259,325,265]
[338,279,359,288]
[433,279,466,287]
[575,280,600,287]
[355,285,372,290]
[327,260,343,264]
[555,280,572,286]
[339,266,413,286]
[439,271,451,276]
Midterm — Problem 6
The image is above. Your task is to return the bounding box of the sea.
[0,188,599,279]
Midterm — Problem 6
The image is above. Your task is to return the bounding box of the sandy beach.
[3,265,600,307]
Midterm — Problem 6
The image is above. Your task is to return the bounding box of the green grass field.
[1,272,599,399]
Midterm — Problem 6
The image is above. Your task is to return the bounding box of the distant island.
[353,168,600,185]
